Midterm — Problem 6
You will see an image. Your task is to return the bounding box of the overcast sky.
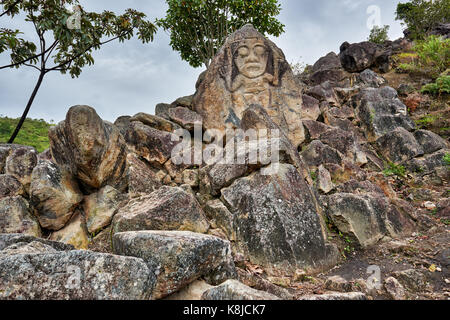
[0,0,404,123]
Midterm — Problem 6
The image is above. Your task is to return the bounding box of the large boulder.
[0,250,154,300]
[4,146,38,192]
[129,113,181,133]
[308,52,348,86]
[50,211,89,249]
[0,196,41,236]
[0,174,24,199]
[112,186,210,234]
[413,130,448,154]
[202,279,280,300]
[49,106,128,192]
[30,160,83,231]
[221,163,337,276]
[0,233,73,251]
[193,24,306,148]
[339,41,390,73]
[113,231,236,299]
[167,107,202,131]
[353,87,416,141]
[126,153,162,198]
[325,193,415,247]
[376,127,424,163]
[84,186,125,234]
[125,121,179,166]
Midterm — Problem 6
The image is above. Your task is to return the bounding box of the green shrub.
[421,75,450,95]
[383,162,406,178]
[396,0,450,40]
[368,25,390,44]
[444,153,450,166]
[397,36,450,78]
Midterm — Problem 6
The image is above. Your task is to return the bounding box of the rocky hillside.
[0,24,448,301]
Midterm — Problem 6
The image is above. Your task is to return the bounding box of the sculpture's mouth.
[245,64,263,71]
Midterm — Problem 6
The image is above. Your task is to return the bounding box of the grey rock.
[301,140,344,168]
[0,197,41,237]
[221,163,338,276]
[384,276,406,300]
[354,87,415,141]
[376,127,424,163]
[0,174,24,199]
[299,292,367,300]
[325,193,415,247]
[5,146,38,192]
[0,233,74,251]
[112,186,210,234]
[0,250,154,300]
[413,130,447,154]
[202,280,280,300]
[113,231,236,299]
[358,69,386,88]
[125,121,180,165]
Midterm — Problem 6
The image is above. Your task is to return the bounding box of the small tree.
[157,0,285,69]
[368,25,390,44]
[0,0,157,143]
[396,0,450,40]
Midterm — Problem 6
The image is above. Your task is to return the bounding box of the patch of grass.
[415,114,438,128]
[310,170,318,182]
[383,162,406,178]
[421,75,450,95]
[444,153,450,166]
[0,117,54,152]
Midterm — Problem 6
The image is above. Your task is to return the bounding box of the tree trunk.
[8,70,46,144]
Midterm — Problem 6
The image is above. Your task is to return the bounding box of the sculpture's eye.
[238,46,249,57]
[254,45,266,56]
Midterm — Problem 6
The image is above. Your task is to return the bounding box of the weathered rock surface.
[84,186,125,234]
[125,121,179,165]
[0,196,41,236]
[130,113,181,133]
[0,241,58,257]
[5,146,38,192]
[354,87,415,141]
[0,233,73,251]
[126,153,162,198]
[202,280,280,300]
[306,81,339,106]
[299,292,367,300]
[325,193,415,247]
[376,127,424,163]
[358,69,386,88]
[339,41,389,73]
[113,231,236,299]
[0,174,24,199]
[384,276,406,300]
[193,24,306,148]
[49,106,128,191]
[168,107,202,131]
[0,250,154,300]
[221,163,337,275]
[204,199,235,241]
[301,140,344,167]
[413,130,447,154]
[50,211,89,249]
[30,160,83,231]
[112,186,209,234]
[165,280,213,300]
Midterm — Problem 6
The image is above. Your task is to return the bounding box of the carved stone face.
[234,39,268,79]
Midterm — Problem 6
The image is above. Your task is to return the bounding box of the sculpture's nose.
[246,50,258,63]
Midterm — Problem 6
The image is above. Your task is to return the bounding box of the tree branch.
[0,0,22,18]
[45,31,132,72]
